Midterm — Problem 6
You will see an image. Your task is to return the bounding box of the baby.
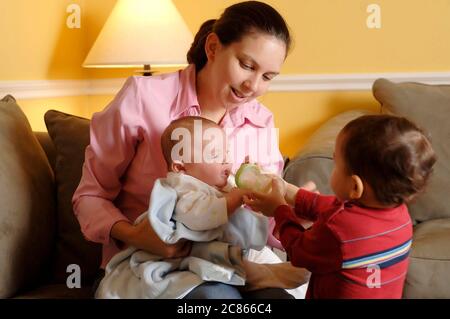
[96,117,268,299]
[159,116,261,236]
[96,116,309,299]
[245,114,436,299]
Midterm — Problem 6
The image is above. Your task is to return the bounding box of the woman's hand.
[243,177,288,217]
[111,219,191,258]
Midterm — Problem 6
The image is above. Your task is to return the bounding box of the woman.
[73,1,312,299]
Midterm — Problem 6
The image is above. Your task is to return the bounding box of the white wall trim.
[0,78,128,100]
[269,72,450,92]
[2,72,450,99]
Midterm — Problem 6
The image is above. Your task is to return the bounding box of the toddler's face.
[330,131,355,201]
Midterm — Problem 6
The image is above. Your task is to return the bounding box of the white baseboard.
[1,72,450,99]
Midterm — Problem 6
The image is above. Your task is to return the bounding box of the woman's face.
[206,32,287,109]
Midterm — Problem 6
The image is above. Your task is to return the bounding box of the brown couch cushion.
[0,95,56,298]
[44,110,101,285]
[34,132,57,171]
[373,79,450,222]
[403,218,450,298]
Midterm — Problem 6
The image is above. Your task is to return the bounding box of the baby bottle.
[235,163,272,193]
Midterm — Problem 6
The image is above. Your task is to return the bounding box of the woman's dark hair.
[187,1,291,71]
[341,114,437,206]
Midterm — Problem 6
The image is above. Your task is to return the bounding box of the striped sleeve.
[274,204,342,274]
[295,189,338,222]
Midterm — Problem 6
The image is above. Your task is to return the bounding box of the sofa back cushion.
[0,95,56,298]
[284,109,376,195]
[34,132,57,171]
[44,110,101,285]
[373,79,450,222]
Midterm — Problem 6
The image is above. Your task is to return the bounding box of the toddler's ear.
[171,160,185,173]
[349,175,364,200]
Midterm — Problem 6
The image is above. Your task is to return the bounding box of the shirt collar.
[172,64,200,118]
[225,102,269,128]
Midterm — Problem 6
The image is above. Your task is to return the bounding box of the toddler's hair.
[341,114,436,206]
[160,116,221,168]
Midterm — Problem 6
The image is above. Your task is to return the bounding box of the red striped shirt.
[274,189,412,299]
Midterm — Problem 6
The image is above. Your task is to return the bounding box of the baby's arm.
[174,190,228,231]
[224,188,252,216]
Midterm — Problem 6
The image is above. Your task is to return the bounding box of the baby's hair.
[341,114,436,206]
[160,116,222,168]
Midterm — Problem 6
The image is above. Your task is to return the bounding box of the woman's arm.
[111,220,191,258]
[72,77,189,258]
[72,77,141,245]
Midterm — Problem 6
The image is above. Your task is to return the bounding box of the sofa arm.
[283,109,377,195]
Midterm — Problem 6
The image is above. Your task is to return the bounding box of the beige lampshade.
[83,0,193,68]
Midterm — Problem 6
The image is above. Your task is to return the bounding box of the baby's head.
[331,114,436,207]
[161,116,232,188]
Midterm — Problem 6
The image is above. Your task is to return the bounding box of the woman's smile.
[230,86,249,102]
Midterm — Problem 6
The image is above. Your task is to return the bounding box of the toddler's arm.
[273,204,342,274]
[284,180,317,206]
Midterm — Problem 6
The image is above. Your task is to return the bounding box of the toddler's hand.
[300,180,319,193]
[243,177,288,217]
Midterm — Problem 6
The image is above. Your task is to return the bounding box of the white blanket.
[95,178,269,299]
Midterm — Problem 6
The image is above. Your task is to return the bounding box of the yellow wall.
[0,0,85,80]
[260,91,381,157]
[17,95,115,132]
[2,0,450,157]
[18,96,89,132]
[174,0,450,73]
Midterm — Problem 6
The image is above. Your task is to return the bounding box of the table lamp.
[83,0,193,75]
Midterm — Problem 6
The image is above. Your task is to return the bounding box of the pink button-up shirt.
[72,64,284,268]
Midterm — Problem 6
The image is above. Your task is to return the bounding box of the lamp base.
[134,64,153,76]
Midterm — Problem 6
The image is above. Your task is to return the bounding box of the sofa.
[284,79,450,298]
[0,95,100,298]
[1,77,449,298]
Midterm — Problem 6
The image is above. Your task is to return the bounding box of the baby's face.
[184,161,232,189]
[183,140,232,188]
